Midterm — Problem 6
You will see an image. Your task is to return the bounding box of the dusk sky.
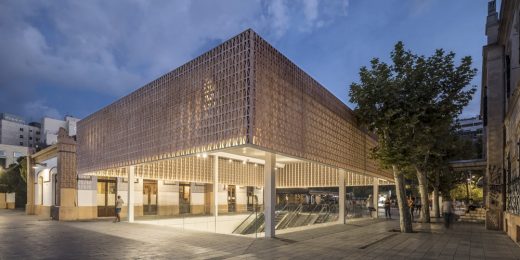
[0,0,488,122]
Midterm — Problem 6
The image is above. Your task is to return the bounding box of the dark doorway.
[143,180,158,215]
[97,178,117,217]
[247,186,255,212]
[179,183,190,214]
[228,185,236,213]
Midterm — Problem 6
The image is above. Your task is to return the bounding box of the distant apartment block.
[0,144,28,169]
[0,113,41,147]
[457,116,483,141]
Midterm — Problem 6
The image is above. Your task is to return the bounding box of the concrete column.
[128,166,135,222]
[25,156,35,215]
[264,152,276,238]
[373,177,379,218]
[213,155,219,217]
[338,169,346,224]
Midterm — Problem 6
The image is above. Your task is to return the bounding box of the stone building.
[26,29,393,237]
[482,0,520,244]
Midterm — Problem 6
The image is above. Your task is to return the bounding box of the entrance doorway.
[143,180,158,215]
[247,186,255,212]
[179,183,190,214]
[97,178,117,217]
[228,185,236,213]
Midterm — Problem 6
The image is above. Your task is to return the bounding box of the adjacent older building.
[26,29,393,237]
[482,0,520,244]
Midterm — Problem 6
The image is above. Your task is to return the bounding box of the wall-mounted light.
[202,153,208,158]
[228,159,233,163]
[32,163,47,169]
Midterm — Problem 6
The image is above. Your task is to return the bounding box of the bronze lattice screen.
[77,29,391,180]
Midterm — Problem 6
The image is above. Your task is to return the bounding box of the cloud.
[23,100,61,121]
[0,0,350,119]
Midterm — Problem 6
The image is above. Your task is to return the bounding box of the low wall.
[0,193,16,209]
[135,213,251,234]
[504,212,520,245]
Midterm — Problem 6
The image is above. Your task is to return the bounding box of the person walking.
[384,197,391,219]
[114,195,124,223]
[415,197,422,218]
[366,195,375,218]
[442,196,454,228]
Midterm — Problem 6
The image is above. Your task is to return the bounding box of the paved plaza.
[0,209,519,260]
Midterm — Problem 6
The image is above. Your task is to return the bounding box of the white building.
[41,116,80,145]
[0,113,41,148]
[457,116,483,141]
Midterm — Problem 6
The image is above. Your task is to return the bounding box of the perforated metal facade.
[77,29,391,181]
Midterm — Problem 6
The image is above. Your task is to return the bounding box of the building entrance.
[179,183,190,214]
[143,180,157,215]
[97,178,117,217]
[247,186,255,212]
[228,185,236,212]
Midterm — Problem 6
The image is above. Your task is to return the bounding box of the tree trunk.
[432,187,440,218]
[393,165,413,233]
[433,170,440,218]
[415,167,431,223]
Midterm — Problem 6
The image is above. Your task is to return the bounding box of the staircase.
[458,208,486,223]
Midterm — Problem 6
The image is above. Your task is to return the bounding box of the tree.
[349,42,476,231]
[0,157,27,208]
[349,44,416,233]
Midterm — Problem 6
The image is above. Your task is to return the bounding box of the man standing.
[115,195,124,223]
[384,197,391,219]
[366,195,375,218]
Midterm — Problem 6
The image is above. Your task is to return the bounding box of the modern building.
[0,144,28,170]
[41,116,80,145]
[458,116,484,141]
[26,29,393,238]
[481,0,520,244]
[0,113,41,147]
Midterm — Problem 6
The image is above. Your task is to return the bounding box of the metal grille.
[507,175,520,215]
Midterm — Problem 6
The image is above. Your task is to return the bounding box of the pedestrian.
[442,196,454,228]
[366,195,375,218]
[114,195,124,223]
[408,197,415,220]
[415,197,422,217]
[384,197,391,219]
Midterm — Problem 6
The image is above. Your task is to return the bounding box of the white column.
[213,155,219,217]
[128,165,135,222]
[338,169,346,224]
[373,177,379,219]
[264,152,276,238]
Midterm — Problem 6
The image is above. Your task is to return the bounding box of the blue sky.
[0,0,488,122]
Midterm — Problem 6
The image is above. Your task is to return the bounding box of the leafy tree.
[349,42,476,230]
[0,157,27,208]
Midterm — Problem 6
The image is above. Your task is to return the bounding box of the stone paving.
[0,209,519,259]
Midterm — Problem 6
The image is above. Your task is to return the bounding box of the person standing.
[114,195,124,223]
[442,197,454,228]
[408,197,415,220]
[415,197,422,218]
[384,197,391,219]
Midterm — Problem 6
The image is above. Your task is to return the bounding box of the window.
[13,152,23,158]
[19,135,23,138]
[29,137,32,140]
[19,142,23,146]
[506,55,511,98]
[36,131,40,135]
[36,138,40,142]
[0,150,5,157]
[19,128,23,131]
[29,129,32,133]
